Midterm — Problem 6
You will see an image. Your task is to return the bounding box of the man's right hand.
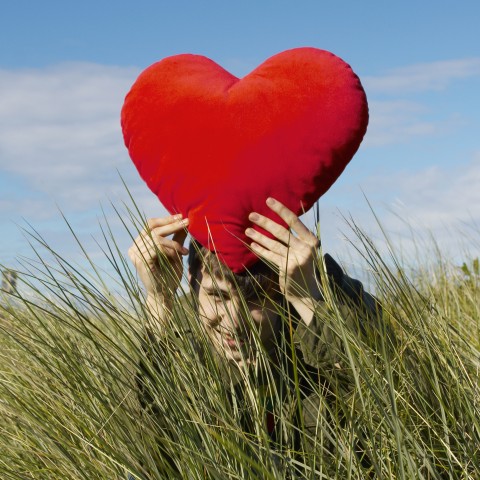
[128,215,189,301]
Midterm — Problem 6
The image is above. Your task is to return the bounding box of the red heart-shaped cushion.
[122,47,368,273]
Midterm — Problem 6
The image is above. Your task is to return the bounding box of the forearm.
[293,301,355,381]
[288,297,317,328]
[286,274,324,328]
[144,291,174,339]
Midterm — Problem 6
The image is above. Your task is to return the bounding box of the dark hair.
[188,239,278,300]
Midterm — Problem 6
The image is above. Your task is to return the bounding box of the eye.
[214,294,230,303]
[206,291,229,304]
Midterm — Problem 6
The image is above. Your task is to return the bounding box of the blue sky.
[1,1,480,288]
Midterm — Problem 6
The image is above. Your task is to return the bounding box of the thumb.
[172,230,188,253]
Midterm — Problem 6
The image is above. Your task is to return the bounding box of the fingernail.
[173,214,182,220]
[249,213,259,222]
[245,228,254,236]
[180,218,189,226]
[266,197,275,206]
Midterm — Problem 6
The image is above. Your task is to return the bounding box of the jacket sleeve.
[293,254,383,374]
[294,255,387,460]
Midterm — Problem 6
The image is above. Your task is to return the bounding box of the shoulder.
[323,253,381,317]
[292,253,383,371]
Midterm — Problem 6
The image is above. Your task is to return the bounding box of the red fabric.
[122,47,368,273]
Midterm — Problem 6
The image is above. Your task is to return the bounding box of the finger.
[266,197,317,245]
[134,236,186,261]
[245,227,288,256]
[131,234,155,256]
[248,211,298,247]
[149,218,189,239]
[250,241,282,266]
[147,214,183,230]
[138,237,188,264]
[132,238,160,265]
[153,237,189,256]
[135,215,182,240]
[172,229,188,253]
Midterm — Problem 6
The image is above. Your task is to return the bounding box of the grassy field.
[1,216,479,479]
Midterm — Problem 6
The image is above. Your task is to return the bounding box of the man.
[129,197,322,357]
[128,197,380,475]
[121,47,375,477]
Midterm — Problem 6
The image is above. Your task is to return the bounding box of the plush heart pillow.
[122,47,368,273]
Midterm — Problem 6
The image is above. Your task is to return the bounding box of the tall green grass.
[1,210,479,479]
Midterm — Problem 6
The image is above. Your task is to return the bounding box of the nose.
[218,302,244,333]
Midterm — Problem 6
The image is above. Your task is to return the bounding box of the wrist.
[285,283,322,328]
[288,297,316,327]
[144,293,173,335]
[146,291,173,312]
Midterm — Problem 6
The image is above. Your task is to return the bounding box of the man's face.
[197,268,279,368]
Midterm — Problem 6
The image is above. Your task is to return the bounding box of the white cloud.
[0,63,144,211]
[364,100,439,147]
[329,151,480,265]
[385,152,480,231]
[360,57,480,148]
[363,58,480,94]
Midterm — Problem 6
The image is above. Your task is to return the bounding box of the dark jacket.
[135,254,382,474]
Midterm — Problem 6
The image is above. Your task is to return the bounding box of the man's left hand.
[246,197,321,319]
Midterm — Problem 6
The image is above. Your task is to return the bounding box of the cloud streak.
[327,150,480,264]
[383,151,480,232]
[0,63,141,210]
[363,58,480,94]
[362,58,480,147]
[364,100,440,147]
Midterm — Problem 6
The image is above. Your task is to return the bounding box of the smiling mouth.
[222,335,245,350]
